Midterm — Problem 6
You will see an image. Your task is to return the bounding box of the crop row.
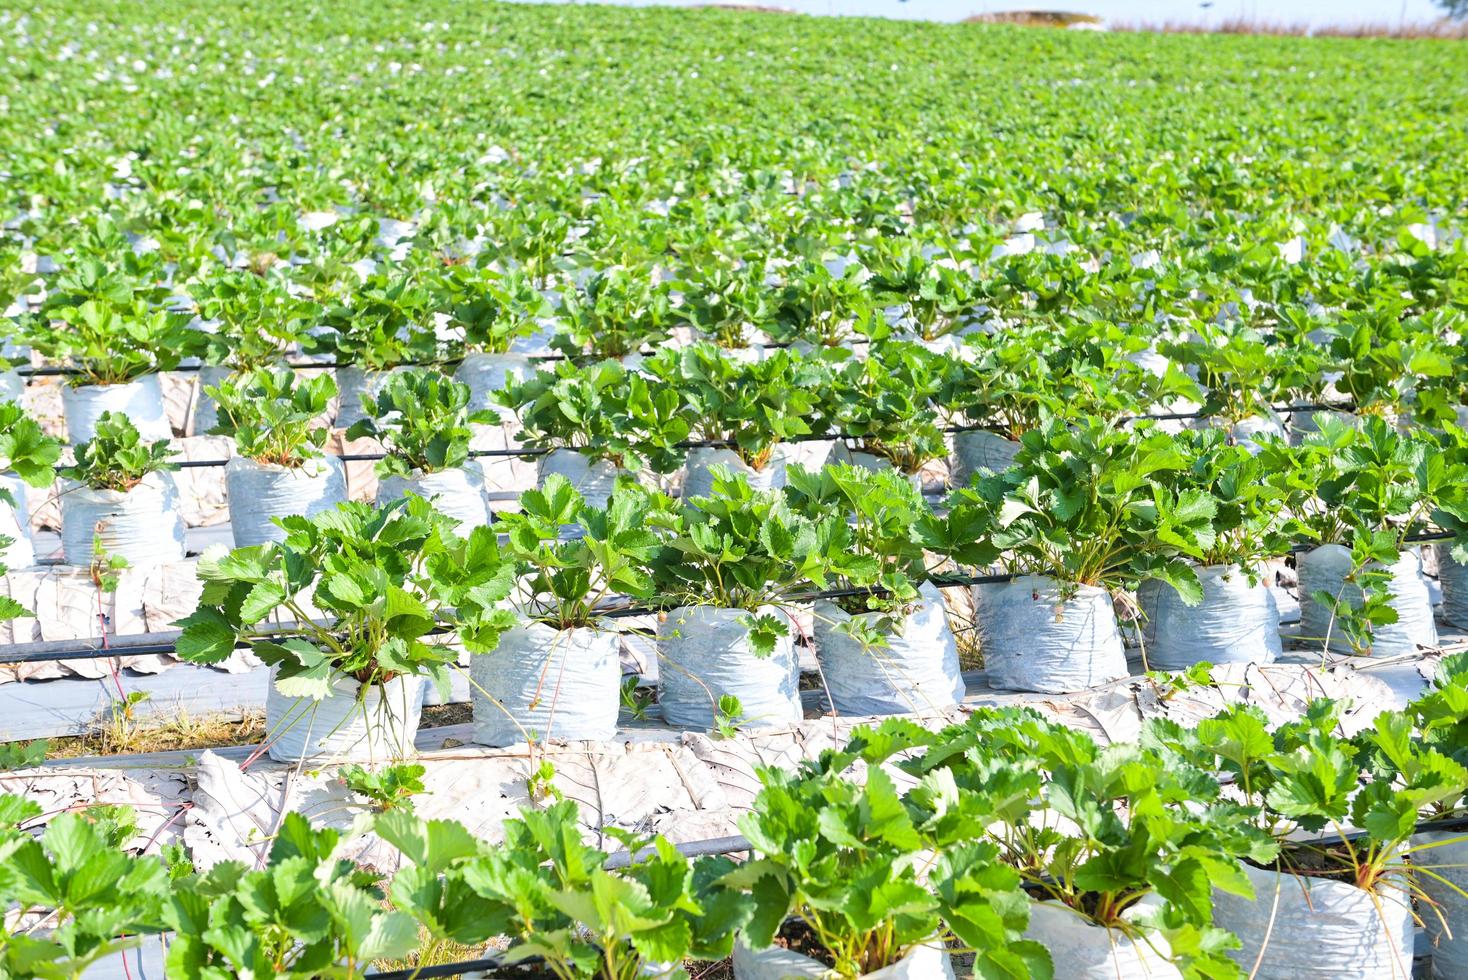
[2,401,1441,753]
[4,656,1467,980]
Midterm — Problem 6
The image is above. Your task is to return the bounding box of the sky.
[523,0,1453,28]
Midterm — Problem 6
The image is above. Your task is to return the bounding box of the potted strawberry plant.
[552,266,672,365]
[1182,703,1465,978]
[1430,429,1468,631]
[954,420,1201,693]
[165,811,419,976]
[207,367,347,547]
[0,799,173,978]
[499,360,670,509]
[1406,657,1468,978]
[307,270,441,429]
[675,260,777,355]
[175,494,515,763]
[437,263,548,412]
[19,264,195,442]
[381,799,741,978]
[867,239,981,348]
[58,411,186,568]
[1265,416,1443,656]
[828,342,948,485]
[1137,428,1301,670]
[932,709,1273,978]
[0,401,62,570]
[187,269,313,435]
[645,344,824,499]
[726,765,959,978]
[652,468,831,731]
[785,463,965,716]
[346,368,497,529]
[768,256,874,353]
[470,476,670,745]
[1161,324,1289,451]
[941,330,1064,485]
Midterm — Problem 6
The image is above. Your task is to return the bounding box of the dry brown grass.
[47,706,268,759]
[43,699,475,761]
[1110,17,1468,38]
[964,10,1101,26]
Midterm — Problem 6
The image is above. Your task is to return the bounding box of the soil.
[769,918,838,969]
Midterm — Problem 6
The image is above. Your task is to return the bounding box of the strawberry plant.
[164,812,419,978]
[20,297,196,388]
[207,368,338,466]
[345,368,497,478]
[828,342,948,476]
[782,463,933,618]
[189,269,314,372]
[340,762,427,812]
[495,475,673,628]
[59,411,176,492]
[307,270,441,370]
[434,264,547,356]
[0,401,63,490]
[0,799,174,979]
[173,494,517,698]
[380,799,742,979]
[953,419,1205,601]
[674,260,777,350]
[723,763,965,978]
[499,360,680,473]
[553,266,672,361]
[652,467,832,634]
[644,344,824,472]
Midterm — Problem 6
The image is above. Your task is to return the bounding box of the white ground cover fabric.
[1,658,1424,867]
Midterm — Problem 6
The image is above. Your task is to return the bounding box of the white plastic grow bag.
[1212,861,1415,980]
[830,447,923,490]
[1023,901,1179,979]
[538,448,623,509]
[1297,544,1437,656]
[58,471,187,567]
[682,446,788,502]
[1415,829,1468,979]
[732,938,954,979]
[265,670,425,764]
[1439,549,1468,630]
[0,473,33,569]
[377,465,490,529]
[1288,409,1356,446]
[813,582,964,715]
[455,352,533,414]
[190,364,231,437]
[61,376,171,443]
[0,367,23,404]
[658,605,802,730]
[1146,565,1281,670]
[225,455,347,548]
[1227,412,1287,454]
[950,430,1020,487]
[333,366,402,430]
[974,576,1127,694]
[469,621,621,746]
